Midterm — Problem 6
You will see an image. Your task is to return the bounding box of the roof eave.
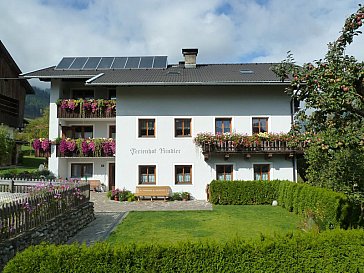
[86,81,291,86]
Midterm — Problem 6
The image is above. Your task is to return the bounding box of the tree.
[272,5,364,198]
[16,108,49,143]
[0,125,15,165]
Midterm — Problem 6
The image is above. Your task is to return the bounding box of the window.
[254,164,270,181]
[139,165,156,184]
[71,163,93,178]
[252,117,268,134]
[216,165,233,181]
[175,165,192,184]
[62,126,93,139]
[72,89,94,99]
[175,119,191,137]
[215,118,231,134]
[109,125,116,139]
[139,119,155,137]
[108,89,116,100]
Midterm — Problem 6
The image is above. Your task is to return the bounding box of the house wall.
[0,48,27,129]
[55,158,114,184]
[115,85,294,200]
[48,80,115,184]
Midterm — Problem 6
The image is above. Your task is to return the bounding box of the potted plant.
[181,192,190,201]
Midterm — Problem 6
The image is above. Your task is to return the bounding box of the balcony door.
[108,163,115,190]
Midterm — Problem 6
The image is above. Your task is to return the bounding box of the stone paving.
[68,192,212,245]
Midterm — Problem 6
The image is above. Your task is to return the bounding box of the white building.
[23,49,300,200]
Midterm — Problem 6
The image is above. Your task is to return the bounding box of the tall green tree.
[273,5,364,198]
[17,108,49,143]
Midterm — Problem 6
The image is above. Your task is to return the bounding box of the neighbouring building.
[0,40,34,165]
[22,48,302,200]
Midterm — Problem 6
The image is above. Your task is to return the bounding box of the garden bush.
[4,230,364,273]
[209,180,358,229]
[209,180,279,205]
[0,169,55,180]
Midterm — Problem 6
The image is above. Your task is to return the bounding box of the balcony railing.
[32,138,115,158]
[56,99,116,118]
[56,138,115,158]
[200,140,303,160]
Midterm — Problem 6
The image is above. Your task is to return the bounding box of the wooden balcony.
[34,150,51,158]
[57,99,116,119]
[55,143,115,158]
[201,140,303,160]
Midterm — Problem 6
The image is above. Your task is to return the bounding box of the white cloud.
[0,0,363,88]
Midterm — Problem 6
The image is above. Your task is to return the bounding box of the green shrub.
[210,180,357,229]
[171,192,182,201]
[4,230,364,273]
[119,188,135,202]
[209,180,279,205]
[0,169,55,180]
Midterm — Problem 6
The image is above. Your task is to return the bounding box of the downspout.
[290,98,297,182]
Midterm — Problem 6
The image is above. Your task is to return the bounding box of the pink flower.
[32,139,41,150]
[67,140,76,152]
[41,139,50,152]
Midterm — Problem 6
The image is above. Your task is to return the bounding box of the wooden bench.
[135,186,172,201]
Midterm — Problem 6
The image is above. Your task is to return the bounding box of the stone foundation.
[0,201,95,271]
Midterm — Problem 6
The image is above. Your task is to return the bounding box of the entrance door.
[108,163,115,190]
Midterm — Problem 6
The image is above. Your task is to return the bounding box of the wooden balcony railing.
[57,99,116,119]
[201,140,303,159]
[55,141,115,158]
[34,150,51,158]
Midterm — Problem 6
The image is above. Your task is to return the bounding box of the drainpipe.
[290,98,297,182]
[292,157,297,183]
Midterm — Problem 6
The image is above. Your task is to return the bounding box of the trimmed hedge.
[210,180,358,229]
[4,230,364,273]
[209,180,279,205]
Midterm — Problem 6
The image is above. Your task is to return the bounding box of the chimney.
[182,48,198,68]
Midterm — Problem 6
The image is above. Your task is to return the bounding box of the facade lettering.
[130,147,181,155]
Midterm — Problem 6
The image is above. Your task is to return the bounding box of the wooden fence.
[0,180,90,241]
[0,178,77,193]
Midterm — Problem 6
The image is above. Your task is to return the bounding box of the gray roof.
[21,63,289,86]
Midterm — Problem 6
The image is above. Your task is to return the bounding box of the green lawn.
[107,205,302,245]
[0,156,46,176]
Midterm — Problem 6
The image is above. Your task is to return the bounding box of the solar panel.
[55,57,75,70]
[97,57,114,69]
[153,56,168,68]
[55,56,167,70]
[125,57,141,69]
[83,57,102,70]
[139,57,154,68]
[69,57,88,69]
[111,57,127,69]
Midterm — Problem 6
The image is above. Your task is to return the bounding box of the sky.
[0,0,363,88]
